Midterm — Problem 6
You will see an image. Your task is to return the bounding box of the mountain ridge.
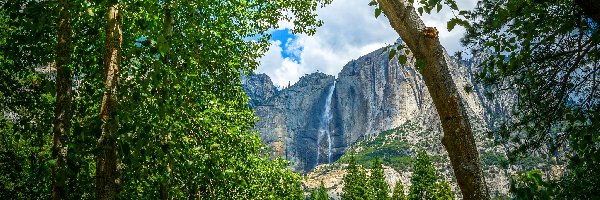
[243,42,492,172]
[242,43,552,198]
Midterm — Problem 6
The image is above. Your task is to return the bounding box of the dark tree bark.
[159,1,174,199]
[96,3,122,200]
[576,0,600,24]
[376,0,489,199]
[52,0,73,199]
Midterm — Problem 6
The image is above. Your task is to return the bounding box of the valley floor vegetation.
[335,153,454,200]
[0,0,331,199]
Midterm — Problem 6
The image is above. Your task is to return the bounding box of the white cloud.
[258,41,306,87]
[258,0,478,86]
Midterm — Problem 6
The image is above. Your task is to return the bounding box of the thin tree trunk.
[96,3,122,200]
[576,0,600,24]
[159,2,174,199]
[52,0,73,199]
[376,0,489,199]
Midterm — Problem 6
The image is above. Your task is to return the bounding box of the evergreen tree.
[358,167,372,200]
[408,152,437,200]
[407,152,455,200]
[391,181,407,200]
[342,155,371,200]
[314,181,329,200]
[310,189,318,200]
[433,180,455,200]
[369,158,389,200]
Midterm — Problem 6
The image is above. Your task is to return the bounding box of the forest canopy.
[0,0,330,199]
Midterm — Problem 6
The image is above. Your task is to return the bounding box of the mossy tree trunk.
[96,3,123,200]
[52,0,73,199]
[159,1,174,199]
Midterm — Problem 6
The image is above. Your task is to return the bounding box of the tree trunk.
[576,0,600,24]
[96,3,122,200]
[52,0,73,199]
[376,0,489,199]
[159,1,174,200]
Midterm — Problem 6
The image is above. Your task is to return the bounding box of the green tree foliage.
[342,155,371,200]
[369,158,389,200]
[0,2,58,198]
[463,0,599,198]
[433,180,455,200]
[0,0,331,199]
[408,152,438,200]
[312,181,330,200]
[391,181,407,200]
[408,152,455,200]
[511,170,551,200]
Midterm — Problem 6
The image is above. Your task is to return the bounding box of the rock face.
[243,43,568,199]
[244,72,338,171]
[243,42,492,173]
[241,73,278,108]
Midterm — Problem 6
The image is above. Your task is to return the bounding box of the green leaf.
[436,3,442,12]
[447,18,468,31]
[447,0,459,10]
[416,59,426,70]
[375,8,382,18]
[388,49,397,61]
[418,7,424,15]
[399,55,408,65]
[447,20,457,31]
[44,159,57,170]
[396,44,404,51]
[368,0,378,6]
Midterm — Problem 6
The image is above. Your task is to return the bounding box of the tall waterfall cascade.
[316,81,336,166]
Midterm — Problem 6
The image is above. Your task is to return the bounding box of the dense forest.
[0,0,598,199]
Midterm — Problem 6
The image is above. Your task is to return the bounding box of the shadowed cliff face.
[243,43,496,173]
[244,72,341,172]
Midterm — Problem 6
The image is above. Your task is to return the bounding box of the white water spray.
[317,81,336,165]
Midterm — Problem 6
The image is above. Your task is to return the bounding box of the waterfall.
[317,81,336,166]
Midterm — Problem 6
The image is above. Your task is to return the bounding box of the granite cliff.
[243,41,493,173]
[243,42,563,199]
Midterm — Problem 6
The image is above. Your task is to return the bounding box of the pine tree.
[370,158,389,200]
[311,189,318,200]
[314,181,329,200]
[391,181,407,200]
[358,167,372,200]
[408,152,456,200]
[342,155,371,200]
[434,180,455,200]
[408,152,438,200]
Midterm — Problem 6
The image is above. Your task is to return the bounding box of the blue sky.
[270,29,302,62]
[258,0,478,87]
